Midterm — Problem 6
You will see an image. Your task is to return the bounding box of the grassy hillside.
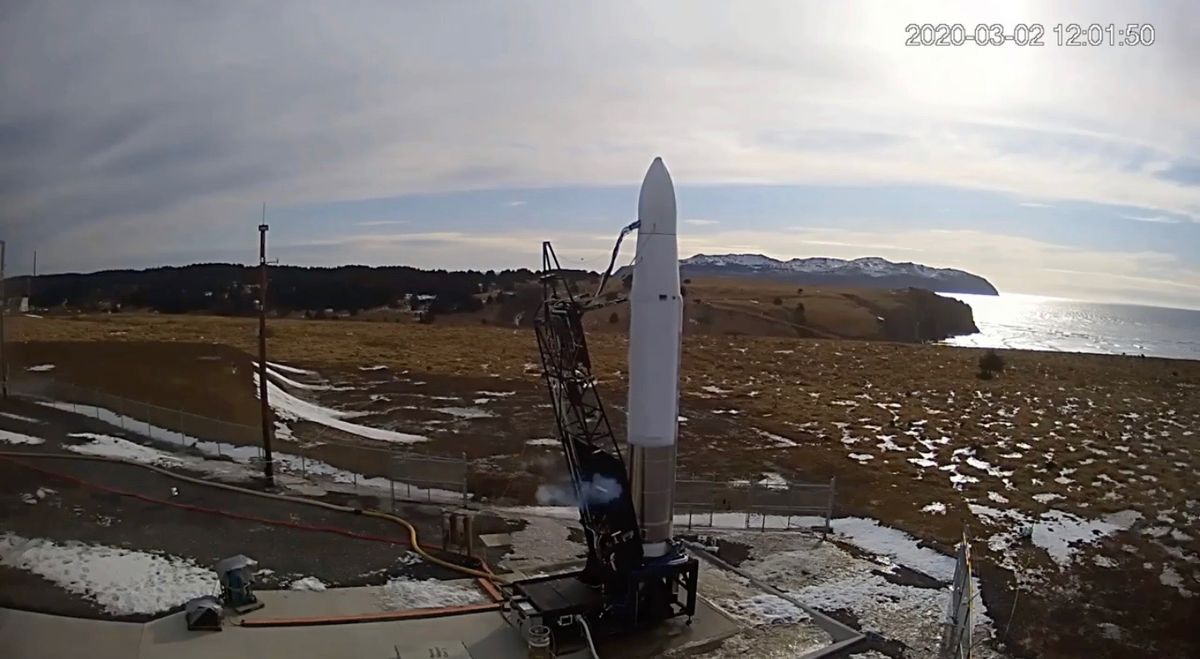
[448,277,977,342]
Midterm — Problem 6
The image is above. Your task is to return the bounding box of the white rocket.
[627,157,682,557]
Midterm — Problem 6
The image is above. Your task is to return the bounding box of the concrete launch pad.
[0,593,740,659]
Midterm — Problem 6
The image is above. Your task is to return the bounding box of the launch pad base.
[505,554,700,656]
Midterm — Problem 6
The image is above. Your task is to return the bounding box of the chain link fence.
[12,375,833,525]
[675,475,836,532]
[939,533,975,659]
[10,374,470,509]
[11,375,260,447]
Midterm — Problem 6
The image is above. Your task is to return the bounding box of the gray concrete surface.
[1,594,740,659]
[1,606,540,659]
[232,581,488,620]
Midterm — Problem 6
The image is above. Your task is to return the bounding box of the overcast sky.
[2,0,1198,308]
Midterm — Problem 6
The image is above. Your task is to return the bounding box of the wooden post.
[256,217,274,486]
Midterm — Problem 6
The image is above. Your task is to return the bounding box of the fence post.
[390,477,396,513]
[825,476,836,533]
[745,483,754,529]
[461,451,468,509]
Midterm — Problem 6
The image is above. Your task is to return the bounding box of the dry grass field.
[445,277,977,342]
[8,311,1200,658]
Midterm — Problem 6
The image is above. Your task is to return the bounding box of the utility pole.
[0,240,6,399]
[257,209,274,485]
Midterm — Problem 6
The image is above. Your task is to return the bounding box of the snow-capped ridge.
[679,253,998,295]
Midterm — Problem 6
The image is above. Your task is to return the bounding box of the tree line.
[10,263,541,316]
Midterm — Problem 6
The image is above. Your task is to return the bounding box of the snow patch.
[1092,555,1118,568]
[0,429,45,445]
[720,593,810,625]
[267,362,312,375]
[758,473,788,490]
[973,504,1142,567]
[921,502,947,515]
[66,433,184,467]
[288,576,328,591]
[260,363,353,392]
[433,406,496,420]
[20,488,56,505]
[1159,566,1193,597]
[38,400,462,502]
[25,364,56,372]
[378,578,487,610]
[753,428,799,448]
[0,411,44,424]
[833,517,955,581]
[256,374,428,444]
[0,533,218,616]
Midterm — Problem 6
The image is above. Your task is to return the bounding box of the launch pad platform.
[506,552,700,653]
[1,590,740,659]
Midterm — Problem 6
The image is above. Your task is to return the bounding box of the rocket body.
[627,157,682,449]
[627,157,681,557]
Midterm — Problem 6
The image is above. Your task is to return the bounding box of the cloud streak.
[1122,214,1183,225]
[1,0,1197,309]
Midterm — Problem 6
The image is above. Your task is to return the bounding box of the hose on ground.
[0,450,503,583]
[576,615,601,659]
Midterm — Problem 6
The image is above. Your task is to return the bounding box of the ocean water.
[942,293,1200,361]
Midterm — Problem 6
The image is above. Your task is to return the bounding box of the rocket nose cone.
[638,158,676,235]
